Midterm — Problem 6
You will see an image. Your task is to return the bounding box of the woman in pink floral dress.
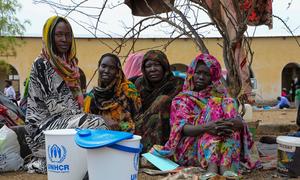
[151,54,260,175]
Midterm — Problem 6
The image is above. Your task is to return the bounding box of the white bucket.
[277,136,300,176]
[44,129,87,180]
[87,135,141,180]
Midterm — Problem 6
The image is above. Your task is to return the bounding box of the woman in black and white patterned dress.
[25,16,108,173]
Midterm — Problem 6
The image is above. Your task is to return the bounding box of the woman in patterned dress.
[25,16,108,173]
[151,54,261,175]
[84,53,141,132]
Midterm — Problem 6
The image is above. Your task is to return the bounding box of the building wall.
[0,36,299,101]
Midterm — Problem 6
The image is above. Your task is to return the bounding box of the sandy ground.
[0,109,299,180]
[253,109,297,125]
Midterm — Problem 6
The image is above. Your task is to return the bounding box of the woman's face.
[54,21,72,55]
[144,59,164,83]
[192,62,211,92]
[99,56,118,87]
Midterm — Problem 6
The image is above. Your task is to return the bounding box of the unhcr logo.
[47,144,69,172]
[48,144,67,163]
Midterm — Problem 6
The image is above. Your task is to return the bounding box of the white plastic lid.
[43,129,77,136]
[276,136,300,147]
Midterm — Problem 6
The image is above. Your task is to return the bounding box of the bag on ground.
[0,125,24,171]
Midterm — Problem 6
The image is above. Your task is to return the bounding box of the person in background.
[288,104,300,137]
[289,82,296,102]
[297,102,300,130]
[84,53,141,132]
[134,50,184,152]
[25,16,108,173]
[123,52,144,84]
[295,85,300,110]
[274,96,290,109]
[19,78,29,115]
[260,96,300,144]
[4,80,17,105]
[281,88,287,97]
[150,54,260,176]
[295,77,300,86]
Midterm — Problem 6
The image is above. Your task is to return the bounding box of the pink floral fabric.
[151,54,261,173]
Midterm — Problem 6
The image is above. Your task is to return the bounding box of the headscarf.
[141,50,173,87]
[136,50,183,110]
[84,53,141,132]
[40,16,83,107]
[123,52,144,79]
[93,53,140,105]
[182,53,227,97]
[134,50,184,151]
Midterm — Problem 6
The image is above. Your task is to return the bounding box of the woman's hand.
[206,120,234,136]
[214,117,244,136]
[183,117,243,137]
[183,121,233,137]
[226,116,244,131]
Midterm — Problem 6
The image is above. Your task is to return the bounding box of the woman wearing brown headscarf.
[135,50,184,152]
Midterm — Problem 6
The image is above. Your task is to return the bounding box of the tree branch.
[273,15,300,47]
[95,0,108,35]
[163,1,209,53]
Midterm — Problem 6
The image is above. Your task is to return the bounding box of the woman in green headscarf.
[25,16,108,173]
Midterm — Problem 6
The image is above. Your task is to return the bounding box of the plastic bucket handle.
[109,143,143,154]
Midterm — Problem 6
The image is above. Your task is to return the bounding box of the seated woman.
[84,53,141,132]
[135,50,184,152]
[123,52,144,84]
[25,16,108,173]
[151,54,260,175]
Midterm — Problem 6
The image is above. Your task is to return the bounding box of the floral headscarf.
[183,53,227,97]
[41,16,83,107]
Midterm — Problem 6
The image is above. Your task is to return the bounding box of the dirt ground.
[253,108,297,125]
[1,170,297,180]
[0,109,299,180]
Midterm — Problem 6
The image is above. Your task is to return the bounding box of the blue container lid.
[172,71,186,79]
[75,129,133,149]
